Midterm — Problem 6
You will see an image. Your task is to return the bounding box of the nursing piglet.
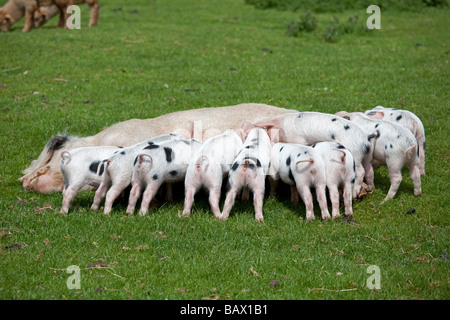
[183,130,245,219]
[311,142,355,218]
[336,111,421,202]
[90,134,180,214]
[365,106,426,177]
[128,139,202,216]
[269,143,330,222]
[220,127,272,222]
[256,112,375,199]
[60,146,120,213]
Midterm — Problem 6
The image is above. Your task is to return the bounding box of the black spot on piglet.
[144,144,159,150]
[89,161,101,174]
[164,147,173,162]
[288,168,295,182]
[286,156,291,166]
[396,115,402,121]
[363,144,370,154]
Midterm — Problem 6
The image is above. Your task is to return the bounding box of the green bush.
[286,11,318,37]
[286,11,364,42]
[322,16,341,43]
[245,0,448,12]
[321,14,363,42]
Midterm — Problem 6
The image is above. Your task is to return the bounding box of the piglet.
[60,146,120,213]
[311,142,355,218]
[90,134,181,214]
[183,130,245,219]
[365,106,426,177]
[336,111,421,202]
[220,127,272,222]
[269,143,330,222]
[256,111,375,199]
[128,138,202,216]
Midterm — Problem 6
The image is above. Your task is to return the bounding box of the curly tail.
[96,159,110,176]
[60,151,71,166]
[333,148,347,163]
[195,156,209,172]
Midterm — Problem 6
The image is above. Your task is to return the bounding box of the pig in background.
[37,0,99,29]
[0,0,37,32]
[336,111,421,202]
[365,106,426,177]
[183,130,245,219]
[220,126,272,222]
[20,103,292,194]
[33,4,60,28]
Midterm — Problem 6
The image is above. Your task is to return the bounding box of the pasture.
[0,0,449,300]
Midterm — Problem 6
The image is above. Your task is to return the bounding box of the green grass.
[0,0,449,300]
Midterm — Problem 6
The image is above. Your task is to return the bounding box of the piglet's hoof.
[357,187,368,199]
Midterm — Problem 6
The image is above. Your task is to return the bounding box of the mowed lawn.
[0,0,449,300]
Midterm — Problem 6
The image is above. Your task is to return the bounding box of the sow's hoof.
[356,182,374,200]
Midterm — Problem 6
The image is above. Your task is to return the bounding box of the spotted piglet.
[183,130,245,219]
[336,111,421,202]
[255,112,375,199]
[311,142,355,218]
[60,146,120,213]
[128,138,202,216]
[90,134,180,214]
[220,127,272,222]
[365,106,426,177]
[269,143,330,222]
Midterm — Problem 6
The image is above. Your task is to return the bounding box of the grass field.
[0,0,449,300]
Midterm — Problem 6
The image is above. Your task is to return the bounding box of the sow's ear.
[235,128,246,143]
[254,120,276,129]
[366,111,385,120]
[254,120,279,144]
[268,128,279,145]
[238,120,254,134]
[47,136,69,154]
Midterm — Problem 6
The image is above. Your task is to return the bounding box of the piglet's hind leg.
[221,188,238,220]
[182,186,196,217]
[139,183,160,216]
